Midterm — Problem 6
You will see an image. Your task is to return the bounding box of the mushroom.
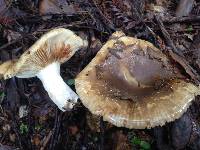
[75,31,200,129]
[0,28,88,111]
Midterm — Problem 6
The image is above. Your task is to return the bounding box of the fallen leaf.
[68,126,79,135]
[112,131,131,150]
[176,0,194,17]
[39,0,76,15]
[19,105,28,118]
[6,79,20,111]
[0,145,17,150]
[9,133,16,142]
[2,124,10,132]
[32,134,41,146]
[171,113,192,149]
[0,0,26,25]
[168,50,200,83]
[3,29,22,43]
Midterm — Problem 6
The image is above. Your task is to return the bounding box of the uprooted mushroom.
[75,31,200,129]
[0,28,88,111]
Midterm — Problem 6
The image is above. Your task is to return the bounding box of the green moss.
[20,123,28,134]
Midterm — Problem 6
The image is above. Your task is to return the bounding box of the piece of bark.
[6,78,20,111]
[153,127,173,150]
[176,0,194,17]
[168,50,200,84]
[171,113,192,149]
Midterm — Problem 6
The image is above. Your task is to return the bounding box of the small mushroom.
[0,28,88,111]
[75,31,200,129]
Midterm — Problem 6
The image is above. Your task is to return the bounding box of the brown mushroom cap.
[75,31,200,129]
[0,28,87,79]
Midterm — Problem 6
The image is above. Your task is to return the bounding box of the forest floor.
[1,0,200,150]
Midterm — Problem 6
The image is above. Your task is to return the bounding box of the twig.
[49,108,58,150]
[175,0,194,17]
[164,15,200,23]
[155,16,200,84]
[27,105,33,150]
[155,16,183,57]
[40,131,53,150]
[129,4,162,46]
[8,78,24,149]
[90,0,116,32]
[49,108,62,150]
[16,13,89,24]
[11,116,23,150]
[99,117,104,150]
[0,38,23,50]
[0,21,102,51]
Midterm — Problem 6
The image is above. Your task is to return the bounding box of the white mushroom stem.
[36,62,79,111]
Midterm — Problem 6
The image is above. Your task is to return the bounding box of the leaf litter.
[0,0,200,149]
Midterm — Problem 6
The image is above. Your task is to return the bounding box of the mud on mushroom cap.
[0,28,88,111]
[75,31,200,129]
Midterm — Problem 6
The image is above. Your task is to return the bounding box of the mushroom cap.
[0,28,88,79]
[75,31,200,129]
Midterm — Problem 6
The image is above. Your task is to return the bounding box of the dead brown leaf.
[0,0,26,25]
[39,0,77,15]
[112,130,131,150]
[32,134,41,146]
[68,126,79,135]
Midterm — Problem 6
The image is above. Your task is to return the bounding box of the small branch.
[0,38,23,51]
[40,131,53,150]
[176,0,194,17]
[155,16,200,84]
[27,105,33,150]
[90,0,116,32]
[164,15,200,24]
[99,117,105,150]
[11,116,23,150]
[155,16,183,56]
[49,109,62,150]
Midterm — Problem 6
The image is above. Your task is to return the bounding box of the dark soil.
[0,0,200,149]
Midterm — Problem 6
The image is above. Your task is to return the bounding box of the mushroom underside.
[0,28,87,79]
[0,28,87,111]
